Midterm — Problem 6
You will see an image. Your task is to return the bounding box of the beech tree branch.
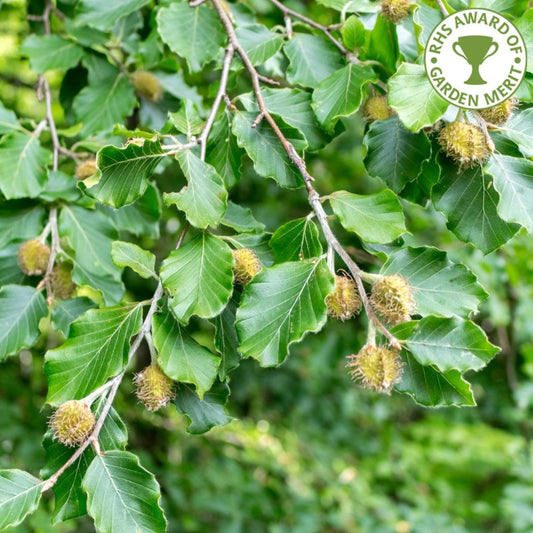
[210,0,400,349]
[435,0,450,17]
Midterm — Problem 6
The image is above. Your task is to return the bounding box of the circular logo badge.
[424,8,527,109]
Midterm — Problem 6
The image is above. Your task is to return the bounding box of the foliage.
[0,0,532,531]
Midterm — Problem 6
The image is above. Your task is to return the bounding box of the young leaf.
[485,154,533,232]
[165,151,227,229]
[432,164,519,253]
[89,140,165,208]
[59,206,124,306]
[381,246,487,318]
[396,351,475,407]
[111,241,156,279]
[388,63,449,131]
[515,9,533,74]
[232,111,305,188]
[0,205,45,248]
[0,132,51,199]
[236,24,283,65]
[269,217,322,263]
[160,233,234,324]
[0,470,43,530]
[221,201,265,234]
[238,88,330,151]
[284,33,344,88]
[20,35,84,73]
[73,74,136,137]
[0,285,48,361]
[45,304,143,405]
[364,115,431,192]
[360,14,399,74]
[174,381,234,434]
[74,0,151,31]
[342,15,366,51]
[236,259,334,366]
[393,316,499,373]
[157,1,225,72]
[312,64,377,132]
[153,310,220,398]
[0,100,20,134]
[329,190,407,244]
[501,109,533,158]
[83,451,166,533]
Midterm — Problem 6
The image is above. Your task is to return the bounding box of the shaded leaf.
[0,285,47,361]
[51,297,97,338]
[153,309,220,398]
[0,204,45,248]
[74,0,151,31]
[221,201,265,234]
[20,34,84,72]
[236,24,283,65]
[111,241,155,279]
[174,381,234,434]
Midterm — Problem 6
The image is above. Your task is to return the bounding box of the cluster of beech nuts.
[326,273,415,395]
[381,0,412,24]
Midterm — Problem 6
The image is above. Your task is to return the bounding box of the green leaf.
[165,151,227,229]
[238,88,330,151]
[153,309,220,398]
[236,24,283,65]
[432,164,519,253]
[73,73,136,137]
[0,204,45,248]
[393,316,499,373]
[205,114,243,188]
[0,470,43,529]
[212,290,242,380]
[232,111,305,188]
[0,100,20,134]
[221,201,265,234]
[284,33,344,88]
[317,0,380,12]
[312,64,377,132]
[388,63,449,132]
[111,185,161,239]
[329,189,407,244]
[469,0,528,17]
[174,381,234,434]
[0,285,47,362]
[396,351,475,407]
[342,15,366,51]
[485,154,533,232]
[83,451,166,533]
[89,140,164,208]
[360,14,398,74]
[45,304,143,406]
[270,217,323,263]
[236,259,334,366]
[156,1,225,72]
[41,170,81,203]
[41,400,127,524]
[59,206,124,306]
[51,297,97,338]
[0,246,25,286]
[0,132,51,199]
[74,0,151,31]
[381,246,487,318]
[111,241,155,279]
[515,9,533,74]
[364,115,431,192]
[169,101,204,137]
[160,233,234,324]
[413,4,442,52]
[20,35,84,72]
[500,109,533,158]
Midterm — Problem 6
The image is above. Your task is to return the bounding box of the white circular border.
[424,8,527,109]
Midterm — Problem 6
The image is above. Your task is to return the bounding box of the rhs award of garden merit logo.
[424,8,527,109]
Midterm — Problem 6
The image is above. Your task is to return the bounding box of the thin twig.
[198,44,234,160]
[210,0,400,349]
[435,0,449,17]
[267,0,348,55]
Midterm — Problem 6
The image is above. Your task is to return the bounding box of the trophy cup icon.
[452,36,499,85]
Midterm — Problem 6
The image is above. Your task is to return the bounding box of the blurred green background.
[2,0,533,531]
